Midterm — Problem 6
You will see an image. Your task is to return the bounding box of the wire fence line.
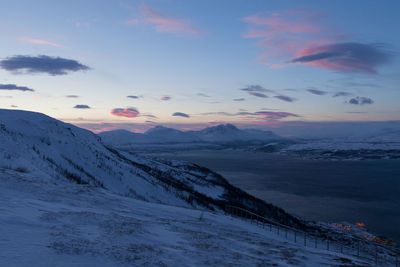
[224,205,399,267]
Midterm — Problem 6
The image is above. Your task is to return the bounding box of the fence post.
[357,241,360,256]
[340,244,343,254]
[285,229,287,239]
[294,232,297,243]
[327,240,329,251]
[315,238,317,248]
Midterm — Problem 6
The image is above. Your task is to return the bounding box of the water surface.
[147,150,400,243]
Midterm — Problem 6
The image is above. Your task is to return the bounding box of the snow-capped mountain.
[192,124,280,143]
[0,109,300,227]
[99,123,281,147]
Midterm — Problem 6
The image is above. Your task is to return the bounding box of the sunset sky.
[1,0,399,133]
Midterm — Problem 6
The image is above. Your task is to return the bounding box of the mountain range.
[99,124,281,147]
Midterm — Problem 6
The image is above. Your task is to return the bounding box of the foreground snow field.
[0,168,370,267]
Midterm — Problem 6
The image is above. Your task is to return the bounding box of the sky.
[0,0,399,134]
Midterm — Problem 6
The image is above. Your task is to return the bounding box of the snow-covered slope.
[0,109,301,227]
[99,124,281,147]
[0,167,373,266]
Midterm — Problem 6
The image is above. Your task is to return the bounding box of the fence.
[224,205,399,267]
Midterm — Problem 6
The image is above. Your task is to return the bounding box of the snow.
[0,168,372,266]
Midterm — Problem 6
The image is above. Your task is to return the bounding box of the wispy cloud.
[0,83,34,92]
[127,95,140,99]
[142,114,158,119]
[199,110,299,122]
[66,95,79,98]
[274,95,295,102]
[200,112,234,116]
[242,10,331,68]
[348,97,374,105]
[197,93,210,97]
[110,108,140,118]
[74,104,90,109]
[249,92,268,98]
[241,85,275,98]
[18,37,64,48]
[172,112,190,118]
[241,85,275,93]
[0,55,90,75]
[160,95,171,101]
[332,92,352,97]
[126,4,202,36]
[233,98,245,101]
[307,88,328,95]
[255,111,299,120]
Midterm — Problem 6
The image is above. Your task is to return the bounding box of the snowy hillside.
[0,167,373,266]
[99,124,281,147]
[0,109,300,227]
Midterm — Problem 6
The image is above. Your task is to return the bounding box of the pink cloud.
[18,37,64,48]
[160,95,171,101]
[242,12,320,38]
[110,108,140,118]
[242,10,341,69]
[126,4,202,36]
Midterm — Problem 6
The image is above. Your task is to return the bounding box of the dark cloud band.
[172,112,190,118]
[74,104,91,109]
[0,83,34,92]
[0,55,90,75]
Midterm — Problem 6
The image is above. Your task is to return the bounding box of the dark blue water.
[149,150,400,243]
